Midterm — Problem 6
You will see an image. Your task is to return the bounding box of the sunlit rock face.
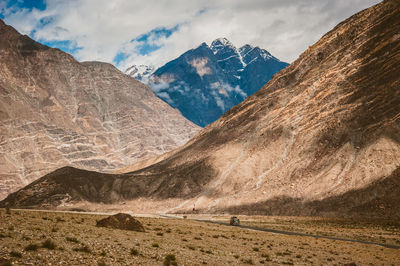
[0,19,200,200]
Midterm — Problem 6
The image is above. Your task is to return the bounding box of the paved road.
[159,214,400,250]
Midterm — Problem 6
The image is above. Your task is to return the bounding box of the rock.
[96,213,145,232]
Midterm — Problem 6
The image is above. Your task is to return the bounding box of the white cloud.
[156,91,174,105]
[211,82,247,99]
[2,0,380,70]
[211,91,226,112]
[223,84,247,98]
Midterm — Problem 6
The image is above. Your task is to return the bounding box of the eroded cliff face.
[0,20,200,199]
[2,0,400,218]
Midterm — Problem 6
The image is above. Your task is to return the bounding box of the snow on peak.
[213,37,232,46]
[125,64,154,80]
[259,49,273,60]
[239,44,254,56]
[210,37,235,54]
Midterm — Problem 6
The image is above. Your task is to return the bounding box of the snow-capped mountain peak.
[125,38,288,127]
[125,64,154,80]
[210,37,236,54]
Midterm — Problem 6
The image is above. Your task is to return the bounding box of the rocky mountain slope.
[0,19,200,200]
[2,0,400,219]
[128,39,288,126]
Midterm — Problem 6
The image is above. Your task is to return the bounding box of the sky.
[1,0,380,71]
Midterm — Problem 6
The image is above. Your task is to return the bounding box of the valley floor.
[0,209,399,265]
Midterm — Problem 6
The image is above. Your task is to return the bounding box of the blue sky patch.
[113,25,179,65]
[7,0,46,11]
[40,39,82,55]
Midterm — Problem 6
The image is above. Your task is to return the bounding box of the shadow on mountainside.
[217,167,400,219]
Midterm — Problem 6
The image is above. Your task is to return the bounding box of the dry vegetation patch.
[0,209,399,265]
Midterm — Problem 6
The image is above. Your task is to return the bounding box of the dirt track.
[159,214,400,250]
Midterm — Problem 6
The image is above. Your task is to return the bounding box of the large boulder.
[96,213,145,232]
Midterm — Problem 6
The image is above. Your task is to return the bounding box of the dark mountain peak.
[238,44,254,55]
[189,42,212,56]
[198,42,209,48]
[210,37,233,47]
[240,46,276,65]
[210,37,236,54]
[129,36,287,126]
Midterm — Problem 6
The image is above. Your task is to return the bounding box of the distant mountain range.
[127,38,288,126]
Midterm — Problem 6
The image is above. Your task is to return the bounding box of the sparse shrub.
[164,254,177,266]
[100,250,107,256]
[194,236,202,240]
[22,235,31,241]
[205,250,212,254]
[233,255,239,259]
[24,243,39,251]
[166,229,172,233]
[0,258,12,266]
[5,207,11,215]
[73,245,91,253]
[157,232,164,236]
[10,250,22,258]
[130,248,139,255]
[42,239,56,249]
[66,237,79,243]
[241,258,254,264]
[97,260,107,266]
[8,226,14,231]
[253,247,259,252]
[51,227,58,232]
[56,217,65,222]
[283,250,291,255]
[187,245,195,250]
[261,253,270,259]
[152,243,159,248]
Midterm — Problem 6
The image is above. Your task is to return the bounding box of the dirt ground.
[0,209,399,265]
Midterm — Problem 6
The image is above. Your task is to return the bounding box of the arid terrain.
[0,18,200,200]
[0,209,399,265]
[2,0,400,219]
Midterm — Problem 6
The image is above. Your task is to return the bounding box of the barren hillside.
[2,0,400,219]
